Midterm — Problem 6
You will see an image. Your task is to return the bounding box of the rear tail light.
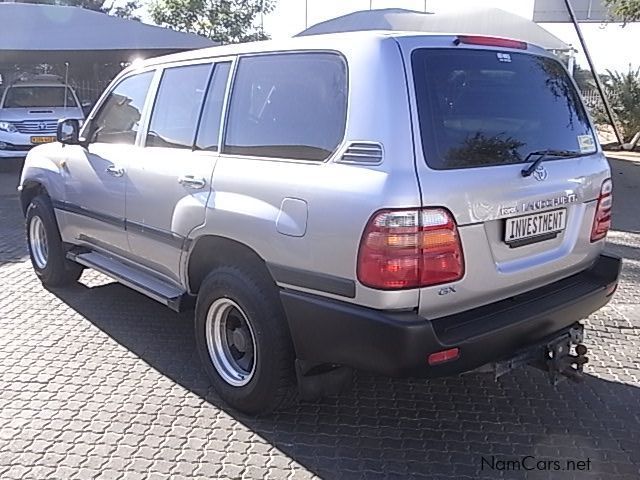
[455,35,528,50]
[357,208,465,290]
[590,178,613,242]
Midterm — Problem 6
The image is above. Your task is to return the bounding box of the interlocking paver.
[0,157,639,479]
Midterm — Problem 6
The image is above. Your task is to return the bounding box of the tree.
[149,0,277,43]
[595,66,640,142]
[4,0,141,19]
[604,0,640,23]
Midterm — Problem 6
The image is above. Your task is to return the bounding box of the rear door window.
[411,49,596,169]
[146,63,212,149]
[223,52,348,161]
[195,62,231,152]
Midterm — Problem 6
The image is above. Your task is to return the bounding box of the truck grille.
[12,120,58,134]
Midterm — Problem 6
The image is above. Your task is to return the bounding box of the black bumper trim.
[280,253,621,378]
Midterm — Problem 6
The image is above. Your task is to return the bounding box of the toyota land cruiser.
[19,32,621,414]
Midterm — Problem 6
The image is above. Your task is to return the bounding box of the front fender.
[19,143,68,213]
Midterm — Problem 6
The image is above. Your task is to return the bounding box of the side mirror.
[57,118,80,145]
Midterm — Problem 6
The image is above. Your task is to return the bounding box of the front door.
[125,61,232,283]
[61,71,155,256]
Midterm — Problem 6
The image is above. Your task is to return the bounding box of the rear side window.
[92,71,154,145]
[147,63,212,149]
[412,49,596,169]
[224,52,347,161]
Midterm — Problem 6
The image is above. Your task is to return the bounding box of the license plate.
[504,208,567,245]
[30,136,55,144]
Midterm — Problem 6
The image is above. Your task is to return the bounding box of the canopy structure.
[0,3,215,64]
[297,8,571,52]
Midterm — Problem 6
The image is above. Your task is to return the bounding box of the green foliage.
[596,66,640,141]
[604,0,640,23]
[149,0,276,43]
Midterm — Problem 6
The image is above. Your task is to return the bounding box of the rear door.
[398,37,610,318]
[125,59,232,283]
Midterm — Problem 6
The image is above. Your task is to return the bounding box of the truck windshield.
[411,49,597,169]
[2,86,78,108]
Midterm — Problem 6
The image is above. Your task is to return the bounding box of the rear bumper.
[280,253,621,377]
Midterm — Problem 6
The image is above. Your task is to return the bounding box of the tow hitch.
[487,324,588,385]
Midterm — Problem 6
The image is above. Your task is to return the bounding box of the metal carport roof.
[0,3,214,63]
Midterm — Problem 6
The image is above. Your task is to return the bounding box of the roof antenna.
[64,61,69,109]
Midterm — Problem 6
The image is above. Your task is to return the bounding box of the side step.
[67,251,194,312]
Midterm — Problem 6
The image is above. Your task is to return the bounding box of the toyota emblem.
[38,122,47,131]
[533,165,548,182]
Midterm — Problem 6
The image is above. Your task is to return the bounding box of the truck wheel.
[25,195,83,287]
[195,265,296,415]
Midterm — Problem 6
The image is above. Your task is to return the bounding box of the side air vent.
[338,142,384,165]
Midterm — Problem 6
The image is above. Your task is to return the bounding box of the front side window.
[91,71,154,145]
[412,49,596,169]
[146,63,212,149]
[3,86,78,108]
[224,53,348,161]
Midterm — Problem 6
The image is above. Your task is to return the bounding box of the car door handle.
[105,165,125,177]
[178,175,207,189]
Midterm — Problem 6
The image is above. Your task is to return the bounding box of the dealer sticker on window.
[577,135,596,154]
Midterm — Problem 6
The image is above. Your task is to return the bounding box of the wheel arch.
[185,235,277,295]
[20,180,50,216]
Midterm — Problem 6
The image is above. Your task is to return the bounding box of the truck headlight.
[0,121,18,133]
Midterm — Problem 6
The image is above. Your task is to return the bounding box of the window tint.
[92,71,153,145]
[3,86,78,108]
[195,62,231,151]
[224,53,347,161]
[147,64,212,149]
[412,49,596,169]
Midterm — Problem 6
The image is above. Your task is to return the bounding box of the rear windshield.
[2,86,78,109]
[411,49,596,169]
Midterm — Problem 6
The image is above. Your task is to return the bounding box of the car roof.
[137,30,549,69]
[8,82,69,88]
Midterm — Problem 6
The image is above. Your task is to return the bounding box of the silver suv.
[19,32,621,414]
[1,74,84,159]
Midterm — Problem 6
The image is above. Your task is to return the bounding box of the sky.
[262,0,639,73]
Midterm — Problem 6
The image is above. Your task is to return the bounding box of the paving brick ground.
[0,157,639,479]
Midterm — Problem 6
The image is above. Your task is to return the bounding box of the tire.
[25,195,83,287]
[195,265,296,415]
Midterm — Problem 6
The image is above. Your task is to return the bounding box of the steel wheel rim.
[205,298,257,387]
[29,215,48,269]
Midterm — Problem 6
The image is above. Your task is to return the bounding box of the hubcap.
[29,215,48,269]
[205,298,257,387]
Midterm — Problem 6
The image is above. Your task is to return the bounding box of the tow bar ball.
[546,339,589,385]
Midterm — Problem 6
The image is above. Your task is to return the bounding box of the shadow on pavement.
[49,278,640,479]
[608,157,640,235]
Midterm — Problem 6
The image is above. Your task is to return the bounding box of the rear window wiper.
[521,149,582,177]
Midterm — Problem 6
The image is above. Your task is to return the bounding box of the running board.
[67,251,194,312]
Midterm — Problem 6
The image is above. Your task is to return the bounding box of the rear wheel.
[25,195,83,287]
[195,265,296,415]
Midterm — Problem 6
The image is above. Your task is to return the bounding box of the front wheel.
[26,195,83,287]
[195,265,296,415]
